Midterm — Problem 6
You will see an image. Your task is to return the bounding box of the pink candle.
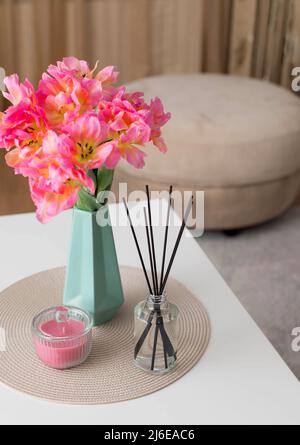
[32,306,93,369]
[40,319,85,337]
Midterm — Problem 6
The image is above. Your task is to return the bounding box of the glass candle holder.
[32,306,93,369]
[134,294,179,374]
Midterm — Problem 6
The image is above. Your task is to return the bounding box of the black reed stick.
[134,310,154,359]
[157,309,168,369]
[162,331,168,369]
[123,198,153,295]
[159,185,173,294]
[143,207,156,295]
[151,303,173,370]
[146,185,159,295]
[160,196,193,294]
[151,323,159,371]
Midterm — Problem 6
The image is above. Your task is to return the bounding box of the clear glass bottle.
[134,294,179,374]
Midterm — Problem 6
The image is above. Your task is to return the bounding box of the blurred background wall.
[0,0,300,215]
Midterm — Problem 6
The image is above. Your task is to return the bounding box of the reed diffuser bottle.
[124,185,193,374]
[134,294,179,373]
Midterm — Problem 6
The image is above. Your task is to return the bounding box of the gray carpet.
[198,208,300,380]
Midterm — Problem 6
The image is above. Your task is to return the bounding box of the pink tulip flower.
[0,57,171,221]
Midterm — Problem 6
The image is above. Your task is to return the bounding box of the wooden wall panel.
[150,0,204,74]
[203,0,233,73]
[86,0,121,74]
[0,154,34,216]
[264,0,290,83]
[252,0,271,78]
[281,0,300,88]
[229,0,258,76]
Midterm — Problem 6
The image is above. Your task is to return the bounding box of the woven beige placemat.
[0,266,210,405]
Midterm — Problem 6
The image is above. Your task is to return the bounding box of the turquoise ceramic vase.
[63,207,124,326]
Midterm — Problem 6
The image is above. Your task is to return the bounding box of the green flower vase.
[63,207,124,326]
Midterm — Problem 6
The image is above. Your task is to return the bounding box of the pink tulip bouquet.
[0,57,170,223]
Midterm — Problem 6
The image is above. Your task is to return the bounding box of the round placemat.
[0,267,210,404]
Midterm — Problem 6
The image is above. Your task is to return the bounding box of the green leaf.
[88,169,97,190]
[97,167,114,194]
[75,168,114,212]
[75,187,100,212]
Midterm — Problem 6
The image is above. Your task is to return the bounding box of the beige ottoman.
[114,74,300,230]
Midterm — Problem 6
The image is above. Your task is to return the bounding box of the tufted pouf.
[114,74,300,229]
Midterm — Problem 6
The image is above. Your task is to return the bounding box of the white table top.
[0,200,299,425]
